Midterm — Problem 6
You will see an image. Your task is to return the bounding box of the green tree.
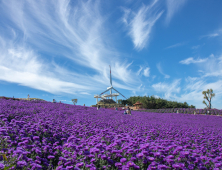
[202,89,215,109]
[117,99,122,104]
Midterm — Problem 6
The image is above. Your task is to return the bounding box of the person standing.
[128,107,131,115]
[126,107,129,114]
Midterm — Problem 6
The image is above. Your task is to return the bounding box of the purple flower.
[90,158,96,163]
[66,166,74,169]
[199,166,207,170]
[127,161,135,167]
[34,164,42,168]
[33,136,39,141]
[136,153,143,159]
[172,164,180,169]
[90,167,96,170]
[120,158,127,163]
[115,162,122,168]
[158,164,169,170]
[48,155,55,159]
[64,161,72,166]
[187,164,195,170]
[107,159,114,165]
[147,157,155,162]
[83,151,90,155]
[134,165,140,169]
[76,162,84,168]
[17,160,27,167]
[0,163,4,169]
[101,155,107,160]
[130,157,137,161]
[215,163,222,168]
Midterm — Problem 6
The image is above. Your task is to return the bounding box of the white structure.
[94,65,126,104]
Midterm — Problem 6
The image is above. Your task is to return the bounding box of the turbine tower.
[94,65,126,104]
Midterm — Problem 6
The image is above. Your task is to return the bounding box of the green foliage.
[202,89,215,109]
[117,99,122,104]
[125,95,195,109]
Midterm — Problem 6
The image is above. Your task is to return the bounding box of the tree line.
[118,96,195,109]
[117,88,216,110]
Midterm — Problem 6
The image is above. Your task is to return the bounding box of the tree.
[72,99,78,105]
[117,99,122,104]
[202,89,215,109]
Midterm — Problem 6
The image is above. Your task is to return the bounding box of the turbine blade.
[109,65,112,86]
[100,89,110,95]
[112,88,126,99]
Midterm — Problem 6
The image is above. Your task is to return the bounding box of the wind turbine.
[100,65,126,100]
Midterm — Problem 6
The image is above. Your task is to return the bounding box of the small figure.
[124,110,127,115]
[126,108,129,114]
[128,107,131,115]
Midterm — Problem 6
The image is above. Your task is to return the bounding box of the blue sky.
[0,0,222,109]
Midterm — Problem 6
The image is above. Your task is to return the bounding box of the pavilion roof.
[133,101,143,105]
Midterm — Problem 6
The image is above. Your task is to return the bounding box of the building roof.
[133,101,143,105]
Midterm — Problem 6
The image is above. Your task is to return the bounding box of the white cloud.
[165,0,187,24]
[0,0,140,96]
[122,1,163,50]
[201,54,222,78]
[184,77,204,91]
[174,78,222,109]
[191,45,201,49]
[143,67,150,77]
[152,79,181,99]
[165,42,185,49]
[180,54,222,78]
[121,8,131,25]
[136,66,143,76]
[179,57,208,65]
[200,29,222,39]
[156,63,170,78]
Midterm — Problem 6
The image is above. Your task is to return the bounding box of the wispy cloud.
[191,45,201,50]
[0,0,140,96]
[152,79,181,99]
[143,67,150,77]
[136,66,150,77]
[179,57,208,65]
[165,42,186,49]
[200,29,222,39]
[201,54,222,78]
[156,63,170,78]
[175,77,222,109]
[122,0,164,50]
[165,0,187,25]
[136,66,143,76]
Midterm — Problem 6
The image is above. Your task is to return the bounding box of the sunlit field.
[0,99,222,170]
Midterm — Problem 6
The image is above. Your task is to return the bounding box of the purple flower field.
[0,99,222,170]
